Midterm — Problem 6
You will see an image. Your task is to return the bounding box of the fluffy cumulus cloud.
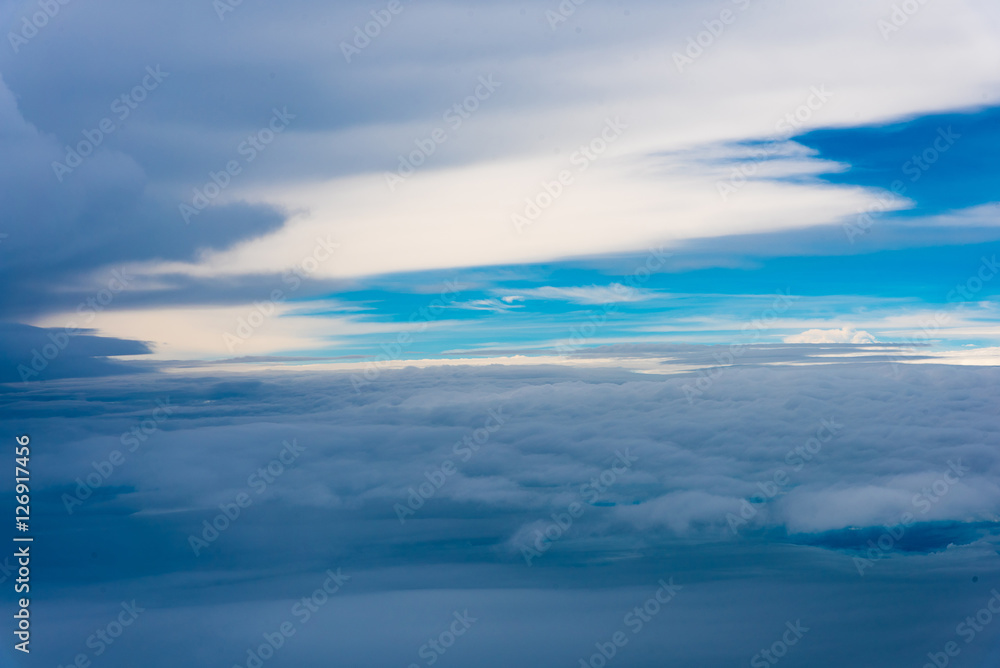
[5,357,1000,667]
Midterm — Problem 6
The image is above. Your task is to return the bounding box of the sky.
[1,0,1000,666]
[0,0,998,369]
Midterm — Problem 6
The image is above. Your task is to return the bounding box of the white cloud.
[499,284,654,305]
[130,0,1000,283]
[29,301,447,360]
[452,298,523,312]
[785,327,879,344]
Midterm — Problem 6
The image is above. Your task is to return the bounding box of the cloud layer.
[4,358,999,666]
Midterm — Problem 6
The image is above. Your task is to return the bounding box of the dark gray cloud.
[0,322,154,382]
[0,70,287,310]
[0,0,656,190]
